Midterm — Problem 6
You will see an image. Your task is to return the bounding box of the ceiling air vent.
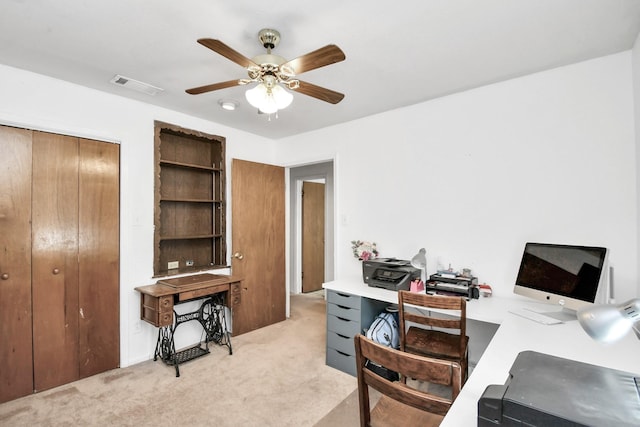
[109,74,163,96]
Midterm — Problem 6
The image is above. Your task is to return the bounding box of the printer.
[362,258,420,291]
[478,351,640,427]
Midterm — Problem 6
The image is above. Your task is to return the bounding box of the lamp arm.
[632,323,640,340]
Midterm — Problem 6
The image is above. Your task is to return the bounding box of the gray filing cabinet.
[325,289,389,376]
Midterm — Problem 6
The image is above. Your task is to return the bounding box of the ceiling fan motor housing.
[258,29,280,50]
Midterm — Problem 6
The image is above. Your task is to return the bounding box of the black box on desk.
[478,350,640,427]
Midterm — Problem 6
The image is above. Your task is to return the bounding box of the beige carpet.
[0,292,359,427]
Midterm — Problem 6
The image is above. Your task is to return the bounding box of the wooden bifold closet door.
[0,126,120,403]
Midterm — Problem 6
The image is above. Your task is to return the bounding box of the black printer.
[362,258,420,291]
[478,351,640,426]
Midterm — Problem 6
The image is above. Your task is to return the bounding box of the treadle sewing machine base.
[135,273,242,377]
[154,294,232,377]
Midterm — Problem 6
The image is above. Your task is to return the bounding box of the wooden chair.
[398,290,469,383]
[354,334,462,427]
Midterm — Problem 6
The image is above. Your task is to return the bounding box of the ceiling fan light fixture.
[245,82,293,114]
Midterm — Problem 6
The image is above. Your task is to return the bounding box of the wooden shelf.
[160,159,222,172]
[159,234,222,240]
[160,198,222,203]
[154,121,226,276]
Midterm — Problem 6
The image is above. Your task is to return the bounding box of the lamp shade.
[577,299,640,343]
[245,82,293,114]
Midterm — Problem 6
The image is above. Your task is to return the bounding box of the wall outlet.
[168,261,179,269]
[186,260,194,267]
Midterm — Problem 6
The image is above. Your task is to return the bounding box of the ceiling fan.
[186,29,346,114]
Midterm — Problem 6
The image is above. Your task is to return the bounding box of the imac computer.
[513,242,609,321]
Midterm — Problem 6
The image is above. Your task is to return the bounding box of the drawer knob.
[232,252,244,260]
[1,273,8,280]
[53,268,60,275]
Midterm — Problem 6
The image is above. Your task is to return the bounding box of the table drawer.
[326,346,356,377]
[141,305,173,327]
[327,290,361,309]
[327,313,361,337]
[179,284,228,301]
[327,301,360,322]
[143,294,173,312]
[327,330,356,356]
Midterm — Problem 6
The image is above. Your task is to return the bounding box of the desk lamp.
[577,299,640,343]
[411,248,427,283]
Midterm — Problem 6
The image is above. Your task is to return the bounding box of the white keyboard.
[508,308,563,325]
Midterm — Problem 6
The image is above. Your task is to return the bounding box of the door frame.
[288,160,335,295]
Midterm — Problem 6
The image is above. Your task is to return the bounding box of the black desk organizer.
[154,294,232,377]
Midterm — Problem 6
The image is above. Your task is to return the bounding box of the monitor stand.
[541,307,577,322]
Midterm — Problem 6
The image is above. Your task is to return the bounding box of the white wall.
[0,64,277,366]
[277,52,638,303]
[633,33,640,298]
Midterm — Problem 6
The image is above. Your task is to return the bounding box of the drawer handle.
[337,304,350,310]
[336,292,350,297]
[336,333,349,339]
[336,316,350,322]
[336,350,350,357]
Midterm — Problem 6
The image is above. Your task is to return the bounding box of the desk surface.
[323,278,639,426]
[323,277,553,325]
[135,273,242,298]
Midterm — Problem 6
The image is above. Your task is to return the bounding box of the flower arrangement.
[351,240,378,261]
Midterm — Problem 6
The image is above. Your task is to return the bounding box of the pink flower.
[360,251,371,261]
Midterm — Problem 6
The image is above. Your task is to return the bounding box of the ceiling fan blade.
[185,79,243,95]
[197,38,258,69]
[292,80,345,104]
[282,45,345,75]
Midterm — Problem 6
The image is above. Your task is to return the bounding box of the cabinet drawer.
[327,314,361,337]
[143,294,173,312]
[140,294,174,327]
[327,330,356,356]
[326,347,356,377]
[327,302,360,322]
[141,306,173,327]
[327,290,361,310]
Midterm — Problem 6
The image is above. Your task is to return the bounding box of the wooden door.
[302,181,325,293]
[0,126,33,403]
[78,138,120,377]
[231,159,285,335]
[31,132,80,391]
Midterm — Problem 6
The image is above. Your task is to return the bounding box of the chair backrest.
[354,335,462,426]
[398,290,467,351]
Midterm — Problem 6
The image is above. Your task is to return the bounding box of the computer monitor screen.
[513,242,608,314]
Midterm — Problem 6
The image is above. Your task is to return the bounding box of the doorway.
[302,180,325,293]
[289,161,334,295]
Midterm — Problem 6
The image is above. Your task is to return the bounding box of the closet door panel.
[0,126,33,403]
[31,132,80,391]
[78,139,120,377]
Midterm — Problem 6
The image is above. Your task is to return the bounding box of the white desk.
[323,278,552,324]
[441,308,639,426]
[323,278,639,426]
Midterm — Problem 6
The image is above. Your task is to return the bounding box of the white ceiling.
[1,0,640,139]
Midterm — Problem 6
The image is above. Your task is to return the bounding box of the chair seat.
[405,327,469,360]
[370,395,445,427]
